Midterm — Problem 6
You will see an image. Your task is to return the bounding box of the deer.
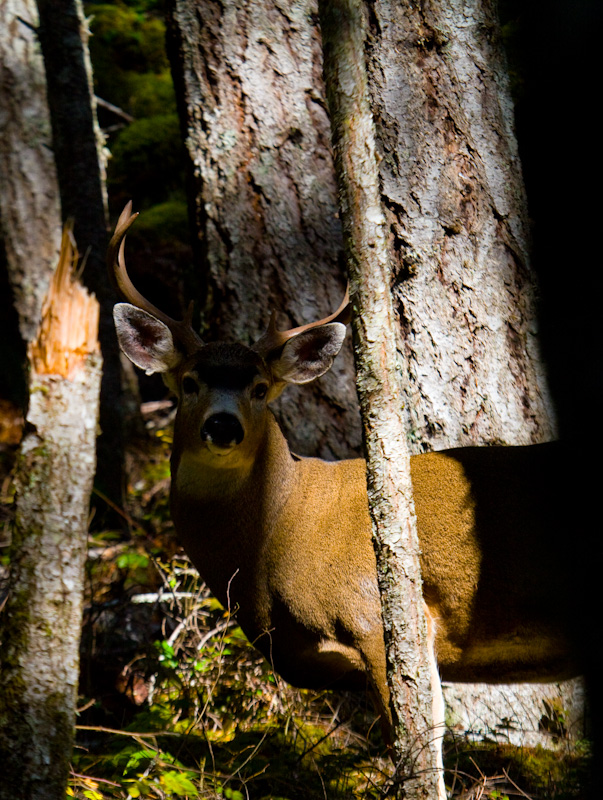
[109,203,580,799]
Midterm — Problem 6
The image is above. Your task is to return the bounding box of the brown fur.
[172,406,579,720]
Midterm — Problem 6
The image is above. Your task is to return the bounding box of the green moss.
[108,114,184,205]
[124,71,176,117]
[128,199,189,245]
[84,0,186,211]
[86,3,170,101]
[445,739,592,799]
[0,581,33,706]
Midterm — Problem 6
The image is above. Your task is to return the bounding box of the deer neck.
[171,412,296,540]
[170,412,297,615]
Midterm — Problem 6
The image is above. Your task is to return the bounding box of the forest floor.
[0,400,592,800]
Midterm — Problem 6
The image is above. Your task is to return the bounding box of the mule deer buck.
[110,203,579,797]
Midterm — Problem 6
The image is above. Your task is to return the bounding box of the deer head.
[109,203,351,462]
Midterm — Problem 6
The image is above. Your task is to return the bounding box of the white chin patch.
[206,441,236,456]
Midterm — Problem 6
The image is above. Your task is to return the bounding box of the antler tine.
[108,202,203,354]
[253,285,351,359]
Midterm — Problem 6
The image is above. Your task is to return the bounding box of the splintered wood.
[29,222,99,378]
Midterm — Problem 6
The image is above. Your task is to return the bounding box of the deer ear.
[271,322,346,384]
[113,303,182,375]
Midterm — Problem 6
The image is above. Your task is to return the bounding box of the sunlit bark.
[319,1,441,796]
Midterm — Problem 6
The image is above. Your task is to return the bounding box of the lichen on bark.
[0,227,101,800]
[318,0,441,796]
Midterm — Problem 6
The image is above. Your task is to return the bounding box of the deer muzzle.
[201,412,245,453]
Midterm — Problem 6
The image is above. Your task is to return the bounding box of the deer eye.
[182,376,199,395]
[252,383,269,400]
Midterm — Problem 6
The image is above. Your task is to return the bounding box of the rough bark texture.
[445,679,585,749]
[0,228,101,800]
[35,0,125,511]
[0,0,61,342]
[366,0,556,451]
[166,0,360,459]
[319,1,439,796]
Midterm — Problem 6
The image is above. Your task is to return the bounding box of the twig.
[196,619,231,651]
[92,486,142,532]
[503,768,535,799]
[76,724,179,738]
[70,770,121,788]
[131,591,206,605]
[95,95,134,123]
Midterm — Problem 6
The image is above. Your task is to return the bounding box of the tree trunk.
[166,0,360,460]
[366,0,556,451]
[319,1,441,796]
[35,0,125,514]
[0,226,101,800]
[0,0,61,405]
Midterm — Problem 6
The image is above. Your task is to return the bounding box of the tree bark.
[166,0,359,459]
[35,0,125,513]
[0,226,101,800]
[0,0,61,342]
[366,0,556,451]
[319,1,440,796]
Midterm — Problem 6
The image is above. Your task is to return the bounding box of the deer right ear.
[271,322,346,384]
[113,303,182,375]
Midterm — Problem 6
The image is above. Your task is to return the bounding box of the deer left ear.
[271,322,346,384]
[113,303,182,375]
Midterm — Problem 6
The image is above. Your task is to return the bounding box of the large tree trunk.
[166,0,555,454]
[364,0,578,748]
[0,227,101,800]
[366,0,556,450]
[319,1,441,795]
[166,0,360,460]
[35,0,125,514]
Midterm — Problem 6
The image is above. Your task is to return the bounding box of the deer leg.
[425,604,447,800]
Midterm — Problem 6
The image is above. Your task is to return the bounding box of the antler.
[253,285,351,359]
[108,202,203,355]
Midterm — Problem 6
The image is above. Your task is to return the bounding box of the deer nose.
[201,413,244,448]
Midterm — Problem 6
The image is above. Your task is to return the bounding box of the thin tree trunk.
[166,0,359,460]
[0,226,101,800]
[0,0,61,340]
[319,1,440,796]
[35,0,125,514]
